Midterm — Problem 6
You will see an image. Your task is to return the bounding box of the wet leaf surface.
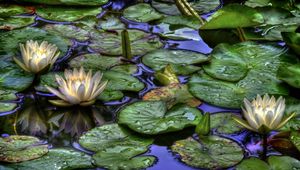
[143,83,201,108]
[236,156,300,170]
[210,112,243,134]
[42,24,90,41]
[171,136,244,169]
[0,27,70,57]
[189,42,296,108]
[89,29,163,56]
[15,0,108,6]
[123,3,163,23]
[5,148,93,170]
[118,101,202,135]
[0,16,35,30]
[0,135,48,163]
[143,49,208,75]
[36,6,101,22]
[290,131,300,152]
[79,123,153,152]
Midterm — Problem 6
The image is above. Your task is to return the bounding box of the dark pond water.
[0,0,296,169]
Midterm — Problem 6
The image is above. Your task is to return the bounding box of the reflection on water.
[0,97,114,144]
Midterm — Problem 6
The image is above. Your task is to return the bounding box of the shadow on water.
[0,0,292,169]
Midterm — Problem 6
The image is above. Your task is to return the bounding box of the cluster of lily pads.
[0,0,300,169]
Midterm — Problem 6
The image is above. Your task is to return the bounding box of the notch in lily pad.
[154,65,179,86]
[195,112,210,136]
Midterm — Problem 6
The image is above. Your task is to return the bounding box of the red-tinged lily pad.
[143,83,201,108]
[0,135,48,163]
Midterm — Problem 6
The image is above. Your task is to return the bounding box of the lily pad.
[158,15,201,30]
[189,42,296,108]
[103,70,145,92]
[68,54,123,71]
[118,101,202,135]
[200,4,264,29]
[152,0,220,16]
[0,90,18,101]
[79,124,153,152]
[110,64,138,75]
[0,102,17,112]
[123,3,163,23]
[0,135,48,163]
[6,148,93,170]
[282,32,300,55]
[278,64,300,88]
[98,15,125,30]
[15,0,108,6]
[42,24,90,41]
[0,5,33,17]
[211,112,243,134]
[0,27,70,57]
[89,29,163,56]
[0,61,34,92]
[143,49,208,75]
[290,131,300,152]
[152,0,181,16]
[36,6,101,22]
[142,83,201,108]
[171,136,244,169]
[156,23,202,41]
[0,16,35,30]
[93,148,156,170]
[236,156,300,170]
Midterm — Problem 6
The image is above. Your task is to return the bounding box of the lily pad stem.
[237,27,246,42]
[261,133,268,160]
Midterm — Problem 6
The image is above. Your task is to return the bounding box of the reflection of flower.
[233,94,295,133]
[46,67,108,107]
[14,40,60,73]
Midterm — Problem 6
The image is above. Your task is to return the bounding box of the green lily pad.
[189,42,295,108]
[211,112,243,134]
[152,0,181,16]
[68,53,123,71]
[0,61,34,92]
[0,5,33,17]
[200,4,264,29]
[36,6,101,22]
[143,49,208,75]
[282,32,300,55]
[236,156,300,170]
[6,148,93,170]
[0,16,35,30]
[89,29,163,56]
[15,0,108,6]
[110,64,138,75]
[103,70,144,92]
[290,130,300,152]
[0,102,17,112]
[79,124,153,152]
[142,83,201,108]
[0,135,48,163]
[98,15,125,30]
[123,3,163,23]
[42,24,90,41]
[278,64,300,88]
[0,27,70,57]
[171,136,244,169]
[152,0,220,16]
[118,101,202,135]
[93,148,156,170]
[158,15,201,30]
[0,90,17,101]
[156,23,201,41]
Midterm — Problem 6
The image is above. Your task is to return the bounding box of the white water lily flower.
[233,94,295,133]
[46,67,108,107]
[14,40,60,73]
